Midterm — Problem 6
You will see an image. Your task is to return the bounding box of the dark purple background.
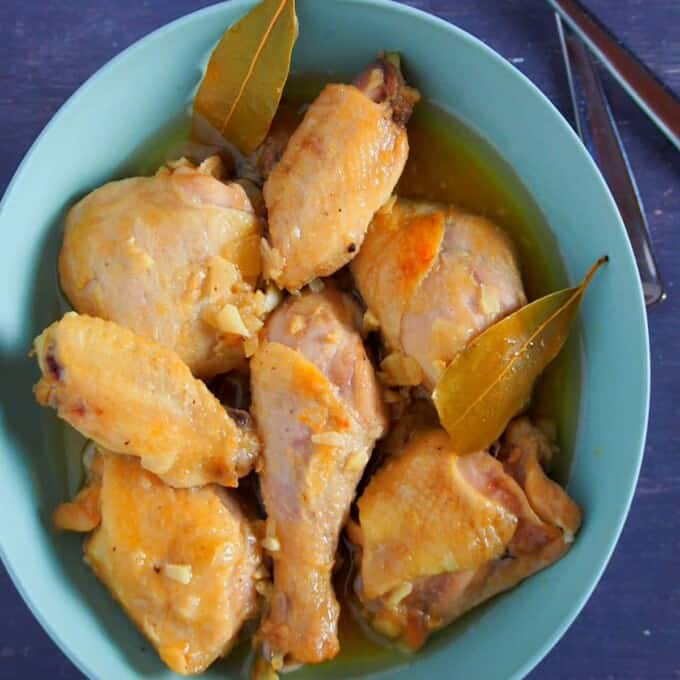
[1,1,678,678]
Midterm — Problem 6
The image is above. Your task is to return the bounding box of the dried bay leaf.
[193,0,298,155]
[433,257,608,454]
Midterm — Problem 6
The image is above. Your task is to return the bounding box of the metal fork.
[556,15,665,307]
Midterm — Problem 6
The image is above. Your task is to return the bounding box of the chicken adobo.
[29,2,598,677]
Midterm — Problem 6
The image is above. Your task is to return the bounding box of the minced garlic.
[256,284,283,315]
[212,304,250,337]
[379,352,423,387]
[311,431,347,447]
[261,537,281,552]
[164,563,193,585]
[261,239,284,281]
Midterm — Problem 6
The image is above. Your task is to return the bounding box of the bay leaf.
[433,257,608,454]
[193,0,298,155]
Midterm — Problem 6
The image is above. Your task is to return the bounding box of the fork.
[556,15,666,308]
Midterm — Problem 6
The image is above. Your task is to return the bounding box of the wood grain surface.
[1,1,678,678]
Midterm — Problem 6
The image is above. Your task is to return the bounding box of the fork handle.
[547,0,680,151]
[556,16,665,307]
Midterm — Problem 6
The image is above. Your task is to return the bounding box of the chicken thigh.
[56,453,262,675]
[348,421,580,648]
[250,288,387,667]
[59,158,267,378]
[352,198,526,389]
[33,313,259,487]
[262,55,419,291]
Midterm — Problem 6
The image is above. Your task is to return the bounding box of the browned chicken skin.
[352,198,526,389]
[56,453,262,675]
[33,313,259,488]
[250,288,387,667]
[349,419,580,648]
[262,56,419,291]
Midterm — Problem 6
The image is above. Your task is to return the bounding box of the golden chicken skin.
[348,420,580,648]
[250,288,387,669]
[33,313,259,488]
[261,55,420,292]
[353,429,521,601]
[55,453,262,676]
[352,198,527,389]
[59,158,268,378]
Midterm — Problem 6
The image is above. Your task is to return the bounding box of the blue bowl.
[0,1,649,678]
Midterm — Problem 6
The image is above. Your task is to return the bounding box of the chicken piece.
[352,198,526,389]
[58,453,261,675]
[250,289,387,666]
[500,417,581,541]
[349,422,580,648]
[33,313,258,488]
[352,429,541,601]
[262,55,420,291]
[59,159,266,378]
[376,533,571,650]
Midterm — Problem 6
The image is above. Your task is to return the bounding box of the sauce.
[400,102,580,484]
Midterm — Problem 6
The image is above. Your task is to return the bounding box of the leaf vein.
[219,0,289,135]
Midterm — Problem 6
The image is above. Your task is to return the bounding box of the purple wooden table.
[1,1,678,678]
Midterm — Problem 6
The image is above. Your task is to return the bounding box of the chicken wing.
[262,55,419,291]
[250,288,387,666]
[59,159,267,378]
[352,198,526,388]
[33,313,258,487]
[56,452,262,675]
[348,421,580,648]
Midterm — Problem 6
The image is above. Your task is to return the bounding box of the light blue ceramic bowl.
[0,1,649,678]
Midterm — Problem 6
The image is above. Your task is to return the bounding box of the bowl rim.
[0,1,650,679]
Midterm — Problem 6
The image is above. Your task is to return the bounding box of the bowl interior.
[0,1,649,679]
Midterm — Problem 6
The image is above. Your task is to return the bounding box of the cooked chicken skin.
[352,198,527,388]
[262,57,419,291]
[352,429,541,601]
[500,417,581,540]
[349,421,580,648]
[59,453,261,675]
[59,160,265,378]
[33,313,259,488]
[251,289,387,666]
